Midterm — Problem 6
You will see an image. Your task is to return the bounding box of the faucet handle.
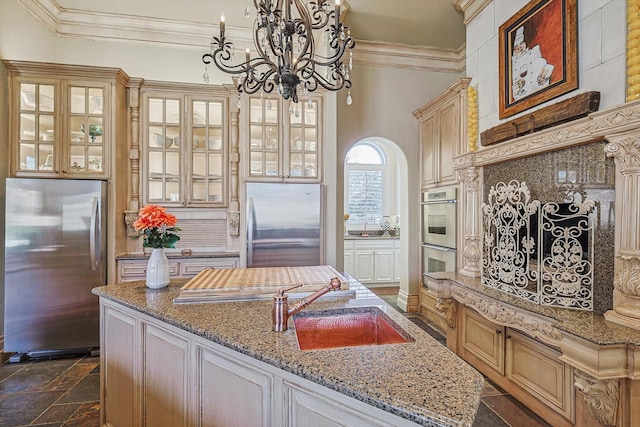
[277,283,303,296]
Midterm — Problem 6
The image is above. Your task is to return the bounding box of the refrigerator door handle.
[90,196,99,271]
[247,196,254,267]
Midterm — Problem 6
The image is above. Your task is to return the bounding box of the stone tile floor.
[373,287,551,427]
[0,354,100,427]
[0,287,551,427]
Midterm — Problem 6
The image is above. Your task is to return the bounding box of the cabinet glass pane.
[290,128,303,150]
[149,151,163,174]
[208,128,222,149]
[209,153,222,176]
[39,145,54,171]
[192,180,206,201]
[193,101,206,125]
[250,98,263,122]
[149,98,164,123]
[39,85,55,112]
[70,87,86,114]
[148,126,163,148]
[264,99,278,122]
[70,145,86,171]
[19,143,36,170]
[305,139,316,151]
[166,126,180,147]
[193,152,206,176]
[265,152,278,176]
[148,179,164,201]
[20,114,35,140]
[250,152,263,175]
[165,100,180,124]
[88,88,103,114]
[193,128,206,148]
[209,182,222,201]
[208,102,222,126]
[166,180,180,200]
[87,145,103,172]
[20,83,36,111]
[304,102,317,125]
[266,126,278,149]
[250,125,263,149]
[166,152,180,176]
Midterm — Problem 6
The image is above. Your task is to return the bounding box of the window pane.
[347,169,383,224]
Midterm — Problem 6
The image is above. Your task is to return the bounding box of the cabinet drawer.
[118,260,180,282]
[506,329,572,419]
[180,258,239,277]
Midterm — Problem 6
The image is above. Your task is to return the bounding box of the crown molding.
[353,40,466,73]
[453,0,492,24]
[15,0,465,73]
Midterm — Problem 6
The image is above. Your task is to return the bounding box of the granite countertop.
[425,272,640,346]
[116,252,239,260]
[93,279,484,427]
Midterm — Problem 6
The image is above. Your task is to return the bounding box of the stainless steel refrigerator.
[4,178,107,361]
[246,183,323,267]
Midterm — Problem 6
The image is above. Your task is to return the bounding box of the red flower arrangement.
[133,205,181,249]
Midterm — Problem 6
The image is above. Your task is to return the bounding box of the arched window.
[345,142,386,225]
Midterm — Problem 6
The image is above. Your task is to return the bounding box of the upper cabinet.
[413,78,470,189]
[5,61,128,179]
[141,83,229,207]
[245,94,323,182]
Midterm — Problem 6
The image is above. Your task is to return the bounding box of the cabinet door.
[394,247,401,282]
[14,79,59,176]
[419,114,437,188]
[65,82,109,177]
[506,329,572,419]
[180,257,239,276]
[437,98,459,186]
[287,97,320,181]
[343,249,354,277]
[374,249,394,282]
[353,250,375,283]
[141,322,190,427]
[196,344,273,427]
[102,305,138,427]
[248,95,281,179]
[462,308,505,375]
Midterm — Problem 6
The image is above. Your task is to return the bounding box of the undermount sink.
[293,307,414,351]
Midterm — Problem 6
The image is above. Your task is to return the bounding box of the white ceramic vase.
[146,248,170,289]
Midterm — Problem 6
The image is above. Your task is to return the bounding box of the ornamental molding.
[455,100,640,170]
[435,298,457,328]
[614,255,640,296]
[451,285,563,346]
[574,370,619,426]
[124,211,138,237]
[604,132,640,171]
[227,211,240,239]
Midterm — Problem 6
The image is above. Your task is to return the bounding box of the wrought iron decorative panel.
[482,180,595,310]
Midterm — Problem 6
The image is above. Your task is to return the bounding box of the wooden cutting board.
[180,265,347,292]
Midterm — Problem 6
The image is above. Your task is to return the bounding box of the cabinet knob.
[496,330,502,335]
[506,335,512,339]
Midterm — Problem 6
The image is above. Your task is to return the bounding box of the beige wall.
[0,59,7,333]
[336,64,463,301]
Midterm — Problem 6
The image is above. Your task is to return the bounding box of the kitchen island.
[93,277,484,427]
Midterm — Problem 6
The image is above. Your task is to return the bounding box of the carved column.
[124,79,144,254]
[604,130,640,328]
[458,163,482,277]
[228,88,240,239]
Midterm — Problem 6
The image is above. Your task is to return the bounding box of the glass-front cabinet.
[12,77,109,178]
[246,94,322,182]
[142,90,227,207]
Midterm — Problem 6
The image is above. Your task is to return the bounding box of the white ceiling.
[53,0,466,49]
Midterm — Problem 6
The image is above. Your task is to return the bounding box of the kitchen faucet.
[272,277,342,331]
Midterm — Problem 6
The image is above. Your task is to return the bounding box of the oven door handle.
[421,243,457,252]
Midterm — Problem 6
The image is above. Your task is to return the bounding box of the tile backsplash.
[483,141,615,313]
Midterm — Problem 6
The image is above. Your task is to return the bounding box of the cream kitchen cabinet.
[116,256,239,283]
[344,239,399,286]
[140,83,230,207]
[4,60,128,179]
[460,306,574,426]
[245,94,322,182]
[413,78,470,189]
[99,298,424,427]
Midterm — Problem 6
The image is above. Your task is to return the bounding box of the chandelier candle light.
[202,0,355,104]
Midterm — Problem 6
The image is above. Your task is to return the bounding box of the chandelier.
[202,0,355,104]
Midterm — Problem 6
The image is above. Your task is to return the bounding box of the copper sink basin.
[293,307,414,351]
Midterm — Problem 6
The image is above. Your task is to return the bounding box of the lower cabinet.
[459,306,574,426]
[344,239,399,285]
[100,299,421,427]
[116,256,239,282]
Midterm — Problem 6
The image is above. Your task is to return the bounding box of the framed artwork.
[498,0,577,119]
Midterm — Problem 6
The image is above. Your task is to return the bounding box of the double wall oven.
[421,187,457,276]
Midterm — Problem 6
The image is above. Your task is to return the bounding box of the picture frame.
[498,0,577,119]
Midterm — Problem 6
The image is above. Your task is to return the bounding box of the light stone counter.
[93,278,484,427]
